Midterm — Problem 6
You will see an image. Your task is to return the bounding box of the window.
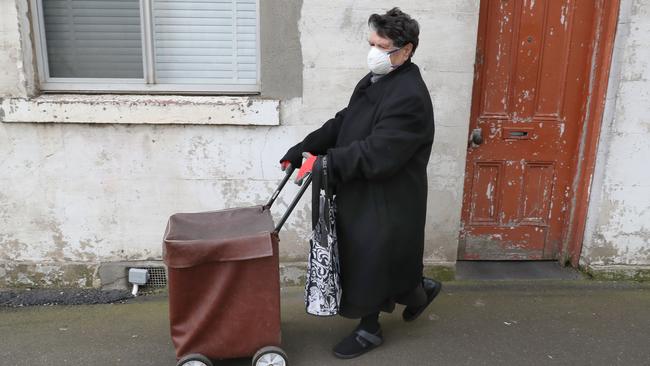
[32,0,260,94]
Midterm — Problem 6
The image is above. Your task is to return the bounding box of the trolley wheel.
[252,346,288,366]
[176,353,213,366]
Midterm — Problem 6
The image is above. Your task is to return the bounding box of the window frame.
[30,0,261,94]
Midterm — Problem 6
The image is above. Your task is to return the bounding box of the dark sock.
[358,311,380,333]
[400,282,428,308]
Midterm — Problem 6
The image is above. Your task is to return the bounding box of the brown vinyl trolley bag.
[163,167,310,366]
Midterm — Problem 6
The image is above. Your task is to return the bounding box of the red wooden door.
[459,0,600,260]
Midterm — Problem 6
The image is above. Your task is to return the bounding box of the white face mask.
[367,46,401,75]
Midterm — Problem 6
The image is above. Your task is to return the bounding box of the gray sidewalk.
[1,281,649,366]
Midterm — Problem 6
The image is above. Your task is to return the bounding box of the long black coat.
[282,58,435,318]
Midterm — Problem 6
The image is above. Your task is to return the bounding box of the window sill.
[0,94,279,126]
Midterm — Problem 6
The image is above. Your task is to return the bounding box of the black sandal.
[333,328,383,359]
[402,277,442,322]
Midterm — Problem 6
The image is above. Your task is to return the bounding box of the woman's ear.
[404,43,414,57]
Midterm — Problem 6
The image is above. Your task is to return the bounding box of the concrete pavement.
[1,281,649,366]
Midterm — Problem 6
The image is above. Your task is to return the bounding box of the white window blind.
[37,0,259,92]
[152,0,258,85]
[42,0,144,78]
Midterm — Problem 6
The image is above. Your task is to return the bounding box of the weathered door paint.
[459,0,602,260]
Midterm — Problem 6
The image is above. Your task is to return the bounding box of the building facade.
[0,0,648,288]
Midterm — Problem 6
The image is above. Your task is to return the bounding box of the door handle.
[471,128,483,145]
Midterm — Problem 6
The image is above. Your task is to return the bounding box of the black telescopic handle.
[265,166,295,209]
[274,174,312,234]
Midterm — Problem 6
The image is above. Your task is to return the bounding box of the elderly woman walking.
[280,7,441,359]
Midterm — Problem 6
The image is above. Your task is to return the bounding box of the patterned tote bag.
[305,155,342,316]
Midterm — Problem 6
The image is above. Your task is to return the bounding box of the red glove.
[295,152,317,185]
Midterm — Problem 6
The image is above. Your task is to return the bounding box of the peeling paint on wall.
[582,0,650,270]
[1,95,280,125]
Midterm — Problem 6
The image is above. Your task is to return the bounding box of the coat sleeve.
[279,107,347,168]
[327,93,431,184]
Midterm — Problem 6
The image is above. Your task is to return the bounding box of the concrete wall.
[581,0,650,280]
[0,0,28,97]
[0,0,480,287]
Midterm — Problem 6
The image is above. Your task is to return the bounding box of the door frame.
[458,0,621,266]
[562,0,620,266]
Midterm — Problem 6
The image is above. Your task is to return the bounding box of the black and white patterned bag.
[305,156,342,316]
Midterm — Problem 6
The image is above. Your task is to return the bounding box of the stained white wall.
[582,0,650,271]
[0,0,27,96]
[0,0,479,285]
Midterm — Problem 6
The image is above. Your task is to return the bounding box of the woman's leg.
[359,311,380,332]
[395,281,427,307]
[333,310,382,358]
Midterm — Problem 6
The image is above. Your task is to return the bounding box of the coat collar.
[361,58,414,104]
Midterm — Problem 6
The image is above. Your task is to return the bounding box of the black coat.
[282,59,435,318]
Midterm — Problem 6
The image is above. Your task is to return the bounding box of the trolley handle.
[274,174,312,234]
[263,165,313,234]
[264,166,295,209]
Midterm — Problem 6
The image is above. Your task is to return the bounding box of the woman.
[280,8,442,359]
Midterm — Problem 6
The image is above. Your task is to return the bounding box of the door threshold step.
[455,261,584,280]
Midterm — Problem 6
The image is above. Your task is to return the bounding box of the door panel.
[459,0,597,260]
